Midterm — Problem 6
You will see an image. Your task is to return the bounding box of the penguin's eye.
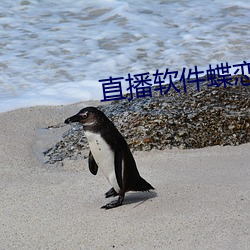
[79,112,88,119]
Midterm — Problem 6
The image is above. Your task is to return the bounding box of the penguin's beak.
[64,114,81,124]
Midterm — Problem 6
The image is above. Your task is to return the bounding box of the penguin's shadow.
[122,191,157,208]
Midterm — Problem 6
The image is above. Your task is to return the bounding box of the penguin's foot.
[101,196,124,209]
[105,187,118,198]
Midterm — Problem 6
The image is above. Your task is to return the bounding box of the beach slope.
[0,103,249,249]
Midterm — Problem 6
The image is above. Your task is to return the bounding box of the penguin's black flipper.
[114,146,124,190]
[105,187,118,198]
[88,151,98,175]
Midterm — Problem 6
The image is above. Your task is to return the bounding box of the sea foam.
[0,0,250,112]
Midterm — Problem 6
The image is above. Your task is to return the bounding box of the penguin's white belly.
[85,131,120,193]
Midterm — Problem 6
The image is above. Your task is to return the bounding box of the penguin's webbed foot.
[105,187,118,198]
[101,196,124,209]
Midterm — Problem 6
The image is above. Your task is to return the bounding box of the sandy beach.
[0,101,249,249]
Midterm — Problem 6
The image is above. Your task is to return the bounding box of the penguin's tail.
[132,176,154,192]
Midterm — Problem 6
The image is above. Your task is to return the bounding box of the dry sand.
[0,101,249,250]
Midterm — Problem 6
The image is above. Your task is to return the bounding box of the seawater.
[0,0,250,112]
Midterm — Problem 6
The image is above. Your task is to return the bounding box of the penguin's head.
[65,107,109,129]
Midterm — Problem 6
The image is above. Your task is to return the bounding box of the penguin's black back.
[99,116,154,192]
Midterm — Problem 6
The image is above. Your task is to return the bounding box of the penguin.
[65,107,154,209]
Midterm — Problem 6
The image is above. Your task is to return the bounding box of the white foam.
[0,0,250,112]
[0,80,102,112]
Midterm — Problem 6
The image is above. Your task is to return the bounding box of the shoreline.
[0,102,249,249]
